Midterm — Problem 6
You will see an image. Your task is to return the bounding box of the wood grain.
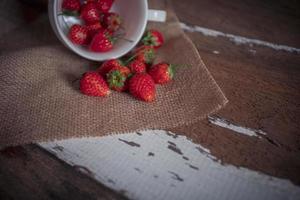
[171,0,300,185]
[172,0,300,47]
[0,145,127,200]
[40,131,300,200]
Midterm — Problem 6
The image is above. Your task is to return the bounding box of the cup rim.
[49,0,148,61]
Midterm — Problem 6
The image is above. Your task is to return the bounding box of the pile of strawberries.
[79,29,176,102]
[62,0,122,52]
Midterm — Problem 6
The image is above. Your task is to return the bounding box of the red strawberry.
[89,30,114,52]
[148,63,175,84]
[106,66,131,92]
[95,0,114,13]
[86,21,103,38]
[142,29,164,49]
[97,59,123,77]
[80,71,110,97]
[80,2,100,24]
[102,12,121,32]
[68,24,89,45]
[128,60,146,74]
[129,73,156,102]
[133,46,156,64]
[110,65,131,77]
[62,0,81,12]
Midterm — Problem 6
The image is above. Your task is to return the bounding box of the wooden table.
[1,0,300,199]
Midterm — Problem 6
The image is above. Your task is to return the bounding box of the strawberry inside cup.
[60,0,129,54]
[50,0,153,61]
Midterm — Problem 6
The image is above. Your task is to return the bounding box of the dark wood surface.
[173,0,300,47]
[0,145,127,200]
[171,0,300,184]
[1,0,300,199]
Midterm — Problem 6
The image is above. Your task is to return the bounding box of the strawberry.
[129,73,156,102]
[102,12,121,32]
[128,60,146,74]
[148,63,174,84]
[80,2,100,24]
[97,59,123,77]
[89,30,114,52]
[80,71,110,97]
[86,21,103,38]
[95,0,114,13]
[142,29,164,49]
[133,46,156,64]
[62,0,81,12]
[110,65,131,77]
[106,66,131,92]
[68,24,89,45]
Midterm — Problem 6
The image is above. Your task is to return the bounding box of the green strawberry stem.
[114,36,134,43]
[123,54,137,65]
[58,10,79,17]
[108,71,125,88]
[109,33,133,45]
[142,31,152,45]
[113,32,133,42]
[123,47,152,65]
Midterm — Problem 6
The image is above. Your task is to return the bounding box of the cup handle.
[147,9,167,22]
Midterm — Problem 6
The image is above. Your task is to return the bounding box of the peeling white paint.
[180,22,300,53]
[40,130,300,200]
[208,116,267,137]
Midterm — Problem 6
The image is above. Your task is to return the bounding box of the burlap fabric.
[0,0,227,148]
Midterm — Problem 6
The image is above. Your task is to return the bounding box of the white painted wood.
[180,22,300,53]
[208,116,267,137]
[40,130,300,200]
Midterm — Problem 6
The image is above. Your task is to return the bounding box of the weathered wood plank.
[171,20,300,184]
[40,131,300,200]
[180,23,300,53]
[184,29,300,146]
[0,145,127,200]
[172,0,300,47]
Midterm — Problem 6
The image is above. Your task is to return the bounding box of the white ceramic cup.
[48,0,166,61]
